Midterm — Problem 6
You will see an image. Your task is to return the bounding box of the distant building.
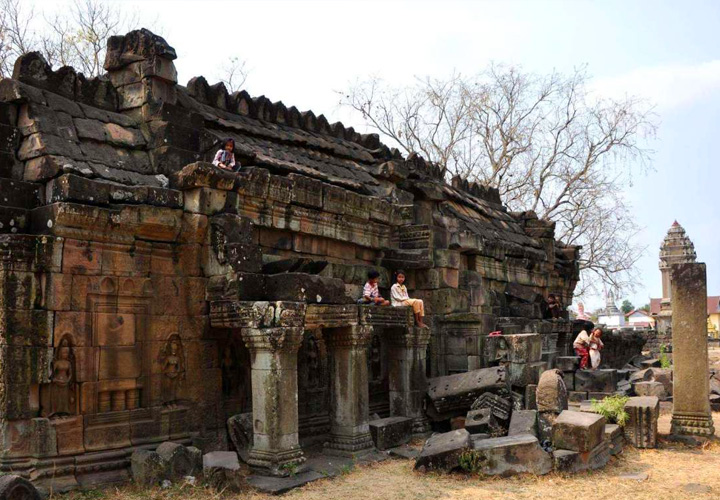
[597,291,626,328]
[625,309,655,329]
[707,296,719,338]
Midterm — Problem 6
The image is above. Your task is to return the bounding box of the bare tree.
[0,0,36,76]
[216,56,249,93]
[342,65,657,297]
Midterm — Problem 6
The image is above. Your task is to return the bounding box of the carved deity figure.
[159,335,185,405]
[44,337,76,418]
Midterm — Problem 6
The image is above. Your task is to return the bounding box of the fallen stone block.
[508,410,538,438]
[568,391,587,403]
[552,439,610,472]
[536,369,568,413]
[552,410,605,452]
[632,381,666,399]
[588,392,613,401]
[562,372,575,391]
[414,429,471,472]
[507,361,545,387]
[203,451,243,492]
[426,366,508,418]
[464,408,502,435]
[647,368,673,395]
[369,416,412,451]
[524,384,537,410]
[470,391,512,422]
[604,423,624,456]
[628,368,652,383]
[640,359,661,369]
[156,442,201,479]
[469,434,552,476]
[0,475,40,500]
[537,411,558,443]
[227,412,253,462]
[624,396,659,449]
[130,449,165,486]
[556,356,580,372]
[574,369,617,393]
[485,333,542,363]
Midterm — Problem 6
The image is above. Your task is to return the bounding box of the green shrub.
[458,450,485,474]
[659,344,671,369]
[591,395,630,426]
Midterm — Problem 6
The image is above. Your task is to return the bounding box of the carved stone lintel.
[304,304,358,330]
[211,300,306,329]
[241,327,304,354]
[359,306,413,327]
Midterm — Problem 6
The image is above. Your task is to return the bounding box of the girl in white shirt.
[391,270,426,328]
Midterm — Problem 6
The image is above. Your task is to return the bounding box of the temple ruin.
[0,29,582,490]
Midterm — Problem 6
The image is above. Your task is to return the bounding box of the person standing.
[573,321,594,370]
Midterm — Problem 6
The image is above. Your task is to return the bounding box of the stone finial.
[104,28,177,71]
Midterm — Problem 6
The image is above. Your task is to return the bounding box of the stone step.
[0,204,29,233]
[0,177,43,209]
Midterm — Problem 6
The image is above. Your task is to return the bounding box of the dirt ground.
[61,411,720,500]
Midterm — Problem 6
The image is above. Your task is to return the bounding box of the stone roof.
[0,28,579,272]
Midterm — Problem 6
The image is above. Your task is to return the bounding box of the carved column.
[324,325,375,456]
[387,326,432,435]
[670,263,715,437]
[241,327,305,476]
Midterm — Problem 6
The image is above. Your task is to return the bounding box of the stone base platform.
[246,443,388,495]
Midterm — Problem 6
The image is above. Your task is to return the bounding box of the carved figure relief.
[42,336,77,418]
[159,334,185,406]
[306,335,321,389]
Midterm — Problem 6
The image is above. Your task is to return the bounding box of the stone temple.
[0,30,580,489]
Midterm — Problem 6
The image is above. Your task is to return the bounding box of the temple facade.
[0,30,579,488]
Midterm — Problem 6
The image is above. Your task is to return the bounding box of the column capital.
[386,327,431,348]
[241,327,304,354]
[324,325,373,349]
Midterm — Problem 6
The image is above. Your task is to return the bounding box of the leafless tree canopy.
[216,56,249,94]
[342,66,657,297]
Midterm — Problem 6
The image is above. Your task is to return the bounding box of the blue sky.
[29,0,720,309]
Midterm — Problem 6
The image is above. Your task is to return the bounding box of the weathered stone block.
[535,369,568,413]
[485,333,542,364]
[552,440,610,472]
[464,408,497,435]
[203,451,243,491]
[426,367,508,417]
[574,369,617,393]
[552,410,605,452]
[414,429,471,472]
[131,449,165,486]
[369,416,412,451]
[632,381,666,399]
[155,441,201,479]
[556,356,580,372]
[624,396,659,448]
[604,423,624,456]
[470,434,552,476]
[507,361,545,387]
[568,391,588,403]
[508,410,538,437]
[0,474,41,500]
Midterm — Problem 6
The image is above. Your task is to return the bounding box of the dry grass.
[60,413,720,500]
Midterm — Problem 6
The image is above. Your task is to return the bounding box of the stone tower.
[657,221,696,333]
[659,221,697,300]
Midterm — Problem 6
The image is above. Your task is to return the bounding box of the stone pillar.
[670,263,714,437]
[241,327,305,476]
[323,325,375,457]
[387,327,431,435]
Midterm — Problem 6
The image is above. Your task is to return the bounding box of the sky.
[27,0,720,310]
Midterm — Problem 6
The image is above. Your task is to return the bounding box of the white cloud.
[591,61,720,110]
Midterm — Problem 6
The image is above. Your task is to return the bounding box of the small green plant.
[591,395,630,426]
[659,344,671,369]
[458,450,485,474]
[339,463,353,475]
[281,462,299,476]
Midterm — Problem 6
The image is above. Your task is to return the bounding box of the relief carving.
[159,334,185,406]
[42,335,77,418]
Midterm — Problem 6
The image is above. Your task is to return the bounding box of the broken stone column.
[241,327,305,476]
[387,326,432,435]
[670,263,715,437]
[535,369,568,442]
[324,325,375,457]
[624,396,659,448]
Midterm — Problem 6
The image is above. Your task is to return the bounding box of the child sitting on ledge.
[391,270,427,328]
[212,137,237,171]
[359,270,390,306]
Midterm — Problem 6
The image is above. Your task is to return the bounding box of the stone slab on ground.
[552,410,605,452]
[604,424,624,456]
[633,381,666,399]
[369,416,412,451]
[387,444,420,460]
[247,471,326,495]
[203,451,242,492]
[470,433,552,476]
[414,429,471,471]
[508,410,538,437]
